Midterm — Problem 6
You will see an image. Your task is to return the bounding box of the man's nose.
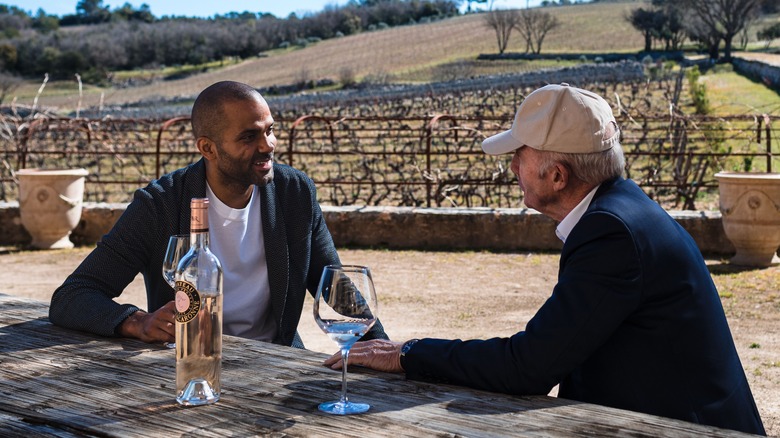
[258,136,275,153]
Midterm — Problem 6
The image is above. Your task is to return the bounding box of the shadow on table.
[282,375,580,415]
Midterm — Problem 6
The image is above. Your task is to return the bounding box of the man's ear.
[197,137,217,160]
[551,162,569,192]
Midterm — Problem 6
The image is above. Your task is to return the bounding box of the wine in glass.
[314,265,378,415]
[162,234,189,349]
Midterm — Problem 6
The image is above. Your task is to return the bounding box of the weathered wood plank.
[0,294,753,437]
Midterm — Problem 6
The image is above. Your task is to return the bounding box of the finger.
[156,302,177,337]
[159,301,177,320]
[322,351,342,366]
[162,320,175,338]
[155,323,175,343]
[141,315,172,343]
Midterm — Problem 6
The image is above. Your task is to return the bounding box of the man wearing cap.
[328,84,765,435]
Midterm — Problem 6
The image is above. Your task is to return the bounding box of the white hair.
[537,143,626,186]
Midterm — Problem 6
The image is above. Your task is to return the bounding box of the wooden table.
[0,294,753,437]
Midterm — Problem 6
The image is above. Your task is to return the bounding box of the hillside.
[17,2,645,113]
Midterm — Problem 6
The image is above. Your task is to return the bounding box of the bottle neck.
[190,203,209,248]
[190,230,209,248]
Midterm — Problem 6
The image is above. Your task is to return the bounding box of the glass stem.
[339,347,350,404]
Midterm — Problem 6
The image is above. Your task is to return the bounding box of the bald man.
[51,81,387,348]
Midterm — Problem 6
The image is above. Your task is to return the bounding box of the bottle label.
[174,280,201,323]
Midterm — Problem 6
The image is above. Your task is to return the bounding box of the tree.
[484,9,522,54]
[113,3,154,23]
[0,43,17,70]
[75,0,111,24]
[678,0,762,60]
[465,0,488,13]
[0,71,21,104]
[655,3,686,50]
[757,22,780,48]
[32,9,59,33]
[686,14,722,60]
[76,0,103,15]
[516,9,559,54]
[626,7,663,52]
[760,0,779,13]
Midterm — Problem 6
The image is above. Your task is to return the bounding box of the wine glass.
[162,234,189,349]
[163,234,189,288]
[314,265,378,415]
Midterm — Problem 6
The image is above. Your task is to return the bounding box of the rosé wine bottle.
[174,198,223,406]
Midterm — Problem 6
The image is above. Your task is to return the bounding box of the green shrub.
[686,65,710,115]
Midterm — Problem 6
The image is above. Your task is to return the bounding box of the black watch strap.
[399,338,420,370]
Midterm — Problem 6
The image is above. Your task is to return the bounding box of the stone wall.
[269,61,646,113]
[477,51,684,63]
[732,57,780,91]
[0,202,734,255]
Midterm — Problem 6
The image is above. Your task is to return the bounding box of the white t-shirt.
[206,184,276,341]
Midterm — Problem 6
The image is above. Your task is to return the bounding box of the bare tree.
[484,9,522,54]
[679,0,762,60]
[516,9,560,55]
[686,15,722,60]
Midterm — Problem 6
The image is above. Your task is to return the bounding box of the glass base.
[176,378,219,406]
[318,400,370,415]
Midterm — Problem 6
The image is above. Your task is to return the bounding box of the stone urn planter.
[16,168,89,249]
[714,172,780,267]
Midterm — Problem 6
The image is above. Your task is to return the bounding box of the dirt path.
[1,246,777,436]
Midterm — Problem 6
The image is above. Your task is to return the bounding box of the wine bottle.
[174,198,223,406]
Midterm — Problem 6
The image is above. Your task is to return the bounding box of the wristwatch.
[399,338,420,370]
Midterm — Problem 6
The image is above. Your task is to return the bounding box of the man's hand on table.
[117,301,176,343]
[323,339,405,373]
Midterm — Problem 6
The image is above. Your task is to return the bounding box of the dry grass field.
[20,2,646,111]
[13,3,779,119]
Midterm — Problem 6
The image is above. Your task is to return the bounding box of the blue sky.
[9,0,538,19]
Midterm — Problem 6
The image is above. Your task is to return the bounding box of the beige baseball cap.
[482,83,619,155]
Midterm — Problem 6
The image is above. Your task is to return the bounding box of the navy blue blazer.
[50,159,387,348]
[402,177,765,435]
